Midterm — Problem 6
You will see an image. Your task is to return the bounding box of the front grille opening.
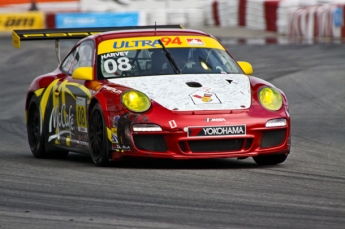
[244,138,253,150]
[179,142,186,152]
[188,139,244,153]
[261,129,286,148]
[133,135,167,152]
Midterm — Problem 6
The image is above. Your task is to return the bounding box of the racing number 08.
[104,57,131,74]
[76,97,87,130]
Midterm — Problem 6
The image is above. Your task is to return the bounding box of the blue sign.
[333,7,343,28]
[55,12,140,28]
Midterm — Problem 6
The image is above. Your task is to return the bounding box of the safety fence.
[287,4,345,39]
[209,0,345,39]
[0,0,345,39]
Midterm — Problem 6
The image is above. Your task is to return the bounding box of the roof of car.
[92,28,214,43]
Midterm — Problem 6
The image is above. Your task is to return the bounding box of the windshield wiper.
[157,39,180,74]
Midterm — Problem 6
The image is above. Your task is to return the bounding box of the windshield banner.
[98,36,225,54]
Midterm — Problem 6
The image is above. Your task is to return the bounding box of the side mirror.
[237,61,253,75]
[72,67,93,80]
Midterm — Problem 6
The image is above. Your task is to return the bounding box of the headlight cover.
[121,90,151,112]
[258,87,283,111]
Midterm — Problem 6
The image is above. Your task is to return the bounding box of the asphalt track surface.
[0,37,344,229]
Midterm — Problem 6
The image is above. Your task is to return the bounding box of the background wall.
[1,0,345,39]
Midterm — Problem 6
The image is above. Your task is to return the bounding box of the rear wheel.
[27,95,69,159]
[89,104,110,166]
[253,153,288,165]
[27,95,46,158]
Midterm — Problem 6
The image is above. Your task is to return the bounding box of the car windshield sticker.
[100,51,129,59]
[98,36,225,54]
[100,51,132,75]
[103,57,132,74]
[186,38,205,45]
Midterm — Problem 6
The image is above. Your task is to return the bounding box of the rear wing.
[12,25,183,48]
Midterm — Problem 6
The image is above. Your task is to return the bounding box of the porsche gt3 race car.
[13,25,290,166]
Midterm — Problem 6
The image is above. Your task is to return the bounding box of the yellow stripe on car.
[40,79,59,121]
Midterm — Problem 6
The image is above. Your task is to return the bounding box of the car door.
[47,40,94,152]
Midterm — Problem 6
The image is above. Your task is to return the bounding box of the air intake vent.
[133,135,167,152]
[186,82,202,88]
[261,129,286,148]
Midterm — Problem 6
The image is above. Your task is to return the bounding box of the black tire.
[27,95,47,158]
[89,103,110,166]
[253,153,288,165]
[27,95,69,159]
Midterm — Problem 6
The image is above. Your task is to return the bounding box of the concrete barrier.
[210,0,345,39]
[1,0,345,40]
[287,4,345,39]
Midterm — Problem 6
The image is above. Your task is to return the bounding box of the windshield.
[97,36,242,79]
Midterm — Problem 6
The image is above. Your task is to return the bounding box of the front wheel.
[253,153,288,165]
[89,104,110,166]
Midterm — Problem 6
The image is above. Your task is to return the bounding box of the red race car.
[13,25,290,166]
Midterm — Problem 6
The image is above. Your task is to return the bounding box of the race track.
[0,37,344,229]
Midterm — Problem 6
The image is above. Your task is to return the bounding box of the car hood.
[108,74,251,111]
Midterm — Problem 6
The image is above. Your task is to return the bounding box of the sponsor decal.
[0,12,44,31]
[113,37,182,49]
[111,128,119,143]
[101,51,129,59]
[98,36,225,54]
[169,120,177,129]
[48,104,74,142]
[113,39,161,49]
[186,38,205,46]
[103,85,122,94]
[76,96,87,133]
[112,143,131,151]
[190,90,221,104]
[102,57,131,74]
[206,118,226,122]
[188,125,246,137]
[113,116,120,127]
[60,137,88,146]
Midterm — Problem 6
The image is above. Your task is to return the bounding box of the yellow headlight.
[121,90,151,112]
[258,87,283,111]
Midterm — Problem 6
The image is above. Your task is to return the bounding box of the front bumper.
[110,121,290,161]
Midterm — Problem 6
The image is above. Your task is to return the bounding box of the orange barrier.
[0,0,77,6]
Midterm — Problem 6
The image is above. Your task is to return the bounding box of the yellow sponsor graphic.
[107,127,112,142]
[21,32,99,38]
[76,96,87,133]
[0,12,44,31]
[40,79,59,122]
[13,31,100,48]
[34,88,44,97]
[98,36,225,54]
